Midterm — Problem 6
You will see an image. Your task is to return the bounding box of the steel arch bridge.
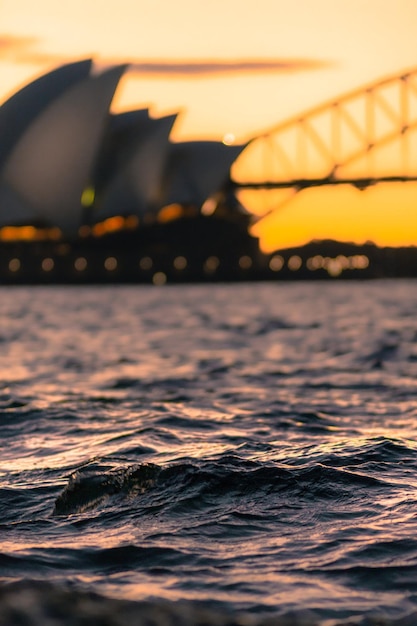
[232,67,417,212]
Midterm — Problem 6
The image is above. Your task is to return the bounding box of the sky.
[1,0,417,251]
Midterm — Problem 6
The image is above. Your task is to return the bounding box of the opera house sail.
[0,60,264,284]
[93,113,178,223]
[0,60,92,173]
[0,60,93,228]
[0,65,126,236]
[161,141,246,211]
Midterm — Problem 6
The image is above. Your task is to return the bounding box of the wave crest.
[53,463,161,515]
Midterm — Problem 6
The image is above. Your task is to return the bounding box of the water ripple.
[2,281,417,624]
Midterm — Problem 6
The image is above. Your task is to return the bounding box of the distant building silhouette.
[0,61,247,236]
[0,60,260,283]
[2,60,409,284]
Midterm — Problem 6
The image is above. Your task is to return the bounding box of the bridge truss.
[232,67,417,213]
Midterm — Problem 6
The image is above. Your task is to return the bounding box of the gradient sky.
[1,0,417,250]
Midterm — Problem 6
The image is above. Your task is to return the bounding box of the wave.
[53,451,394,517]
[53,463,161,515]
[3,283,417,621]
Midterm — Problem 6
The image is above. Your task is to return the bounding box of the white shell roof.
[0,61,247,235]
[0,60,92,174]
[161,141,246,208]
[94,114,177,221]
[1,65,126,236]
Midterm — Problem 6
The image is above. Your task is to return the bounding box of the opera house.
[0,60,265,284]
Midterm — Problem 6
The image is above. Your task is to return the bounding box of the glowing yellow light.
[326,259,343,277]
[152,271,167,285]
[0,225,37,241]
[307,256,319,270]
[92,222,106,237]
[201,198,217,216]
[0,225,62,241]
[288,255,302,271]
[173,256,187,270]
[222,133,235,145]
[1,227,18,241]
[336,255,349,269]
[204,256,220,272]
[349,255,369,269]
[8,258,20,272]
[104,257,118,271]
[104,216,125,232]
[81,186,95,208]
[139,257,153,270]
[74,257,87,271]
[92,216,127,237]
[41,258,54,272]
[157,204,184,223]
[21,226,35,239]
[103,216,124,233]
[269,255,284,271]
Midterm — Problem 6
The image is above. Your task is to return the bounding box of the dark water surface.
[2,281,417,625]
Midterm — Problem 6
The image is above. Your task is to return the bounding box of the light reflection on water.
[2,281,417,623]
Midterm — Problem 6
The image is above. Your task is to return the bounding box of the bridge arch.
[232,67,417,208]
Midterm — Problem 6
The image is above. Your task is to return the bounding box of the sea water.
[2,280,417,625]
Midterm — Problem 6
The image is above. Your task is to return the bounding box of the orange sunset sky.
[1,0,417,251]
